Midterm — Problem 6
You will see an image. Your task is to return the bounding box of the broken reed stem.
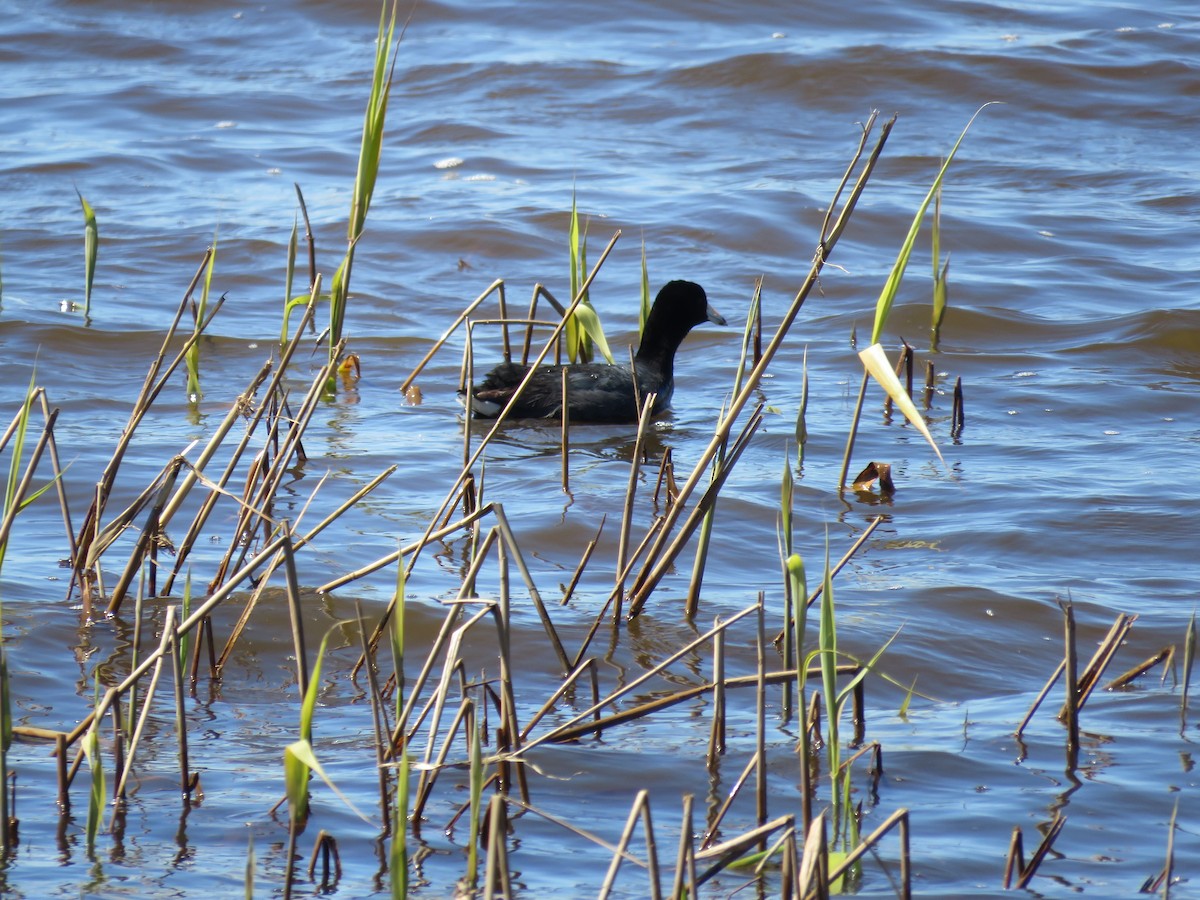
[626,116,893,616]
[707,627,726,765]
[560,514,605,606]
[672,795,698,900]
[1061,599,1080,763]
[560,366,570,491]
[951,376,964,436]
[616,394,657,605]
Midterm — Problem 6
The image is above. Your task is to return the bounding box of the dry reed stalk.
[105,455,186,612]
[684,426,729,619]
[400,278,505,393]
[1069,612,1135,713]
[952,375,964,436]
[755,597,768,844]
[167,608,196,800]
[323,503,491,595]
[882,342,911,418]
[72,255,221,601]
[1106,646,1172,689]
[32,390,77,562]
[490,536,531,805]
[671,794,698,900]
[207,340,345,592]
[281,529,309,701]
[354,603,394,826]
[158,357,279,593]
[416,603,494,773]
[518,657,600,740]
[518,603,759,756]
[798,811,830,900]
[214,466,397,672]
[615,394,658,603]
[565,515,667,664]
[1015,657,1065,741]
[707,626,726,765]
[651,447,676,507]
[599,789,662,900]
[627,405,764,618]
[388,530,502,749]
[560,366,570,491]
[307,831,342,889]
[702,751,759,849]
[546,665,860,744]
[560,514,605,605]
[411,677,481,821]
[483,792,512,900]
[113,605,174,801]
[478,504,570,670]
[1005,813,1066,889]
[626,115,893,616]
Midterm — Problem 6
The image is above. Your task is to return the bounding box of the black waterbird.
[464,280,726,423]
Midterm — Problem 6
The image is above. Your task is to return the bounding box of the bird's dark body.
[463,280,725,423]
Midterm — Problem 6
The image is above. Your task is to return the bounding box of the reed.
[838,105,997,486]
[186,228,218,401]
[930,182,950,351]
[76,188,98,319]
[327,0,404,369]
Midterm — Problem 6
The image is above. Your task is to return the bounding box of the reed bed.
[0,19,1185,898]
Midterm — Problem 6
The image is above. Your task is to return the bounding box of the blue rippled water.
[1,0,1199,895]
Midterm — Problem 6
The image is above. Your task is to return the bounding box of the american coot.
[464,280,726,423]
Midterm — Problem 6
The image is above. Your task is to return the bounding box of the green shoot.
[567,190,613,364]
[869,104,995,347]
[84,680,106,857]
[77,189,98,318]
[328,0,402,367]
[931,183,950,350]
[639,236,651,335]
[795,347,809,463]
[187,229,218,402]
[816,541,842,832]
[280,214,300,345]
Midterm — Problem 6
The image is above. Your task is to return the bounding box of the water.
[2,0,1199,895]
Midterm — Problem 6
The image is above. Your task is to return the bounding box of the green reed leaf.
[859,342,944,464]
[870,103,996,346]
[77,189,98,318]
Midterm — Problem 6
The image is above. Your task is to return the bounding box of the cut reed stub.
[852,461,895,494]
